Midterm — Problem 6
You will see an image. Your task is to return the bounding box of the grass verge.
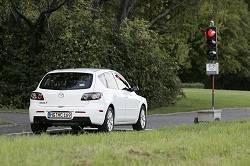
[149,88,250,114]
[1,119,250,165]
[0,119,11,125]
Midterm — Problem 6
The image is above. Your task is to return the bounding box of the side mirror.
[131,86,139,92]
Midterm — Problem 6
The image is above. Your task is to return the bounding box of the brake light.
[31,92,44,100]
[81,92,102,100]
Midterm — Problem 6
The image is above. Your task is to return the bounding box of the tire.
[98,107,114,132]
[31,123,48,134]
[194,117,199,124]
[214,118,220,121]
[132,106,147,131]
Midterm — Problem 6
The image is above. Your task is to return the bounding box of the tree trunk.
[92,0,102,21]
[114,0,139,34]
[11,0,69,57]
[114,0,129,33]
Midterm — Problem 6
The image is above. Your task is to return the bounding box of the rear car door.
[104,72,126,123]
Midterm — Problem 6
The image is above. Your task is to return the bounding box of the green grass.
[149,88,250,114]
[1,119,250,165]
[1,88,250,165]
[0,119,11,125]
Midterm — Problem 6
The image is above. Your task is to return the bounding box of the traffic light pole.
[212,74,215,110]
[210,21,215,110]
[194,21,221,123]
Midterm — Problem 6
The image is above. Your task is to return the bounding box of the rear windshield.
[39,72,93,90]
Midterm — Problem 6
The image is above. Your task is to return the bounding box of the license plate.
[48,112,72,119]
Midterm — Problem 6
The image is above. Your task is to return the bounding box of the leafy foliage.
[0,0,249,108]
[169,0,250,89]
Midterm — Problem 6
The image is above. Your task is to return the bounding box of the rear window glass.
[40,72,93,90]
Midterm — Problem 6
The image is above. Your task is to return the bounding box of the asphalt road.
[1,108,250,135]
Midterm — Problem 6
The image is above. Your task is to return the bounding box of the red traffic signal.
[205,26,218,60]
[206,29,215,37]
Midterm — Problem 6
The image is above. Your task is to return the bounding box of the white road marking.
[5,131,33,136]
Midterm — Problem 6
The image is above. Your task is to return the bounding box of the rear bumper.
[29,104,108,126]
[33,116,92,127]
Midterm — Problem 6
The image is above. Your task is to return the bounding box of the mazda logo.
[58,92,64,98]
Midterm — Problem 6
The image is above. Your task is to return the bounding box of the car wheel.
[194,117,199,124]
[98,107,114,132]
[214,118,220,121]
[132,106,147,131]
[31,123,47,134]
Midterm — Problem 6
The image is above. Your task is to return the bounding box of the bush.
[181,83,204,89]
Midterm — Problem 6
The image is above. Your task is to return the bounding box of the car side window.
[104,72,118,89]
[98,73,108,88]
[114,73,130,90]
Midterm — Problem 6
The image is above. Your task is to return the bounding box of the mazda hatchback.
[29,68,147,134]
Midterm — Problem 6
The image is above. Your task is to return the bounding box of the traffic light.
[205,26,218,60]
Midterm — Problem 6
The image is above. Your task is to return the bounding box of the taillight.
[81,92,102,100]
[31,92,44,100]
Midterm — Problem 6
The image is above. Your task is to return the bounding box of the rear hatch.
[39,89,90,107]
[37,72,93,107]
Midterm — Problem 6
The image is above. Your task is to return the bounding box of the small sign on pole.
[206,63,219,75]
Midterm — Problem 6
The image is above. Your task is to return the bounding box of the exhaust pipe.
[34,118,40,124]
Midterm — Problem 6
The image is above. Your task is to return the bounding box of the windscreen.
[39,72,93,90]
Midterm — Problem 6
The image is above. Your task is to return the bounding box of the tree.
[114,0,138,33]
[0,0,71,108]
[5,0,250,110]
[167,0,250,89]
[10,0,70,57]
[0,0,185,108]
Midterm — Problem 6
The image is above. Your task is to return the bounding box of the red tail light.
[31,92,44,100]
[81,92,102,100]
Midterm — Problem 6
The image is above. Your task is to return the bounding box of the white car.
[29,68,147,134]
